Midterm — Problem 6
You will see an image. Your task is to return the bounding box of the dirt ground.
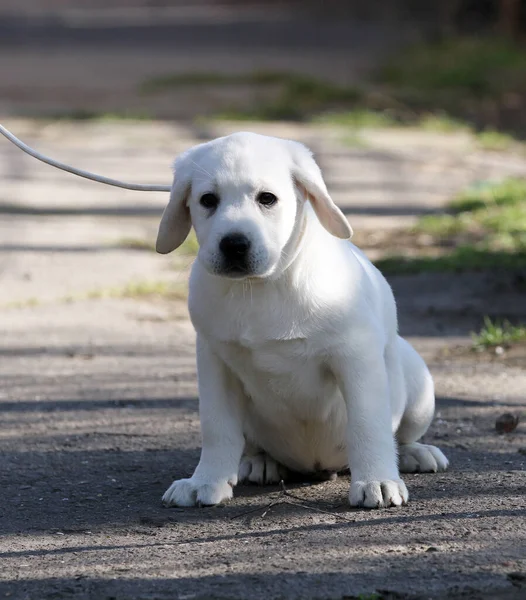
[0,118,525,600]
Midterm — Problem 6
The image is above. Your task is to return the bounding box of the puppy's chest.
[219,337,337,408]
[193,288,340,406]
[194,288,324,346]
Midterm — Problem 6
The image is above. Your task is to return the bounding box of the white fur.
[158,132,448,510]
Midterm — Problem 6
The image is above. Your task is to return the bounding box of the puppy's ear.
[289,142,352,239]
[156,158,192,254]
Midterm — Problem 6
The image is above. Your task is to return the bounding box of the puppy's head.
[156,132,351,279]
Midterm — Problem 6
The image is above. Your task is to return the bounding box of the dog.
[156,132,448,509]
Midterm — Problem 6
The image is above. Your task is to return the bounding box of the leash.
[0,123,171,192]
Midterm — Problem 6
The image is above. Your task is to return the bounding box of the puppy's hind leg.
[238,443,289,485]
[396,337,449,473]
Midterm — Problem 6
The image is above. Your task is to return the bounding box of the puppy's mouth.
[218,262,254,279]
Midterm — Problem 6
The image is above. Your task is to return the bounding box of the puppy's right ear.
[156,160,192,254]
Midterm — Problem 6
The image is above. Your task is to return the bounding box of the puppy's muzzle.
[219,233,252,275]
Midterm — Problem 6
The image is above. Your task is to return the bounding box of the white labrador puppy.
[156,132,448,509]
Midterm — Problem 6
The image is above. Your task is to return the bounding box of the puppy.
[156,132,448,509]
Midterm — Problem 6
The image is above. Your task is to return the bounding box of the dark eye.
[257,192,278,207]
[200,193,219,210]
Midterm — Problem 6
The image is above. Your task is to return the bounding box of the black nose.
[219,233,251,261]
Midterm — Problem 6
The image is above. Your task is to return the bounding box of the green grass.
[318,109,478,134]
[314,109,397,147]
[177,230,199,256]
[115,237,157,251]
[4,297,40,309]
[375,36,526,144]
[315,109,397,129]
[417,179,526,249]
[4,280,188,310]
[376,247,526,274]
[379,37,526,98]
[141,70,362,121]
[340,131,370,148]
[139,71,293,93]
[450,178,526,212]
[317,107,520,153]
[376,178,526,274]
[417,113,471,133]
[84,280,187,301]
[316,107,511,151]
[472,316,526,349]
[476,129,515,151]
[43,110,153,122]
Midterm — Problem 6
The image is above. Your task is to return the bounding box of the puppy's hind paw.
[238,453,288,485]
[162,477,234,507]
[399,442,449,473]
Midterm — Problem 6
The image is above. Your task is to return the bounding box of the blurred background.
[1,4,526,597]
[2,0,526,129]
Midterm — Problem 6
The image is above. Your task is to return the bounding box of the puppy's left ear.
[156,156,192,254]
[289,142,352,239]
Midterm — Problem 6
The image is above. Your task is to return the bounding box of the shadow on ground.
[0,564,523,600]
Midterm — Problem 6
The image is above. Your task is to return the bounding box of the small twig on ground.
[230,480,355,522]
[230,499,281,520]
[281,498,355,522]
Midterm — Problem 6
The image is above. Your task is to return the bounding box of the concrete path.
[0,121,525,599]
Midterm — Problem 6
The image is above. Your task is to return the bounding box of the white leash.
[0,123,171,192]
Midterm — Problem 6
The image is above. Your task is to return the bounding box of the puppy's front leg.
[163,336,245,507]
[334,344,408,509]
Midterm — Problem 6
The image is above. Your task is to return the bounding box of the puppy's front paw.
[162,477,234,507]
[349,478,408,509]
